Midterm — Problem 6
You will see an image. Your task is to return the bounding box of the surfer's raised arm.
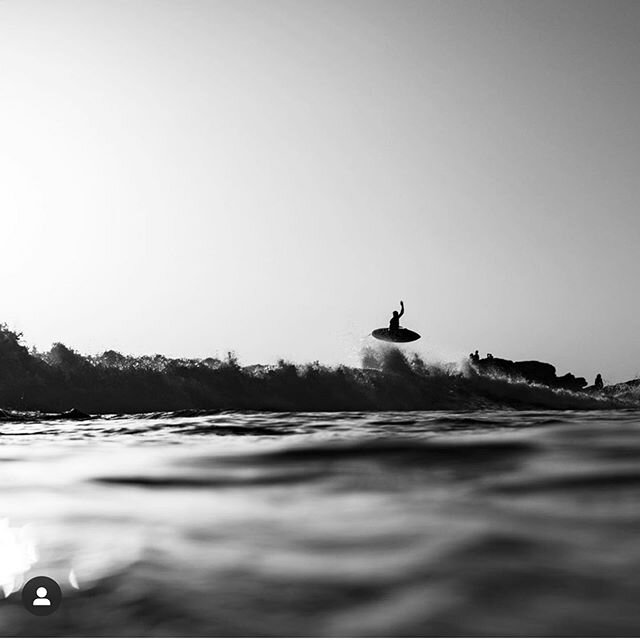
[398,300,405,318]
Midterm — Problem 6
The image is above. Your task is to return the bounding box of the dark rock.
[474,356,586,391]
[516,360,557,384]
[556,373,588,391]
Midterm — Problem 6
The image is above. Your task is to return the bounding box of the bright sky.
[2,0,639,383]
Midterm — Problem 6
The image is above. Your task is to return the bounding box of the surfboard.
[372,328,421,343]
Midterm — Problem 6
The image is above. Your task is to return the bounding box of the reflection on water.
[1,410,640,635]
[0,520,37,598]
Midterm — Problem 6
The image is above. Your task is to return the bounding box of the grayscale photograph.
[1,0,640,636]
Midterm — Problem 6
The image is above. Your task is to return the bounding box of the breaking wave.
[0,324,634,414]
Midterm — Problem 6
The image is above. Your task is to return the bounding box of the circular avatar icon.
[21,576,62,616]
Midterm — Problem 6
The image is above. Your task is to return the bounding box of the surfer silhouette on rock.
[389,300,404,332]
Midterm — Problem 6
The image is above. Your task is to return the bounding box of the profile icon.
[21,576,62,616]
[33,586,51,607]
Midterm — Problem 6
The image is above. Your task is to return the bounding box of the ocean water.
[2,409,640,636]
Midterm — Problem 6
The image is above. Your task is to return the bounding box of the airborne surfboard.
[372,328,421,343]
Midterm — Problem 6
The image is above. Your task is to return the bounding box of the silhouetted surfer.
[372,301,420,343]
[389,300,404,332]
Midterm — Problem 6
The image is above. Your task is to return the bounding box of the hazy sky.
[2,0,639,382]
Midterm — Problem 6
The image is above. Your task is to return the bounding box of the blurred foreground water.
[2,410,640,636]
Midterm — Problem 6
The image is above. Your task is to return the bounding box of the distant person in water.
[389,300,404,332]
[595,373,603,390]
